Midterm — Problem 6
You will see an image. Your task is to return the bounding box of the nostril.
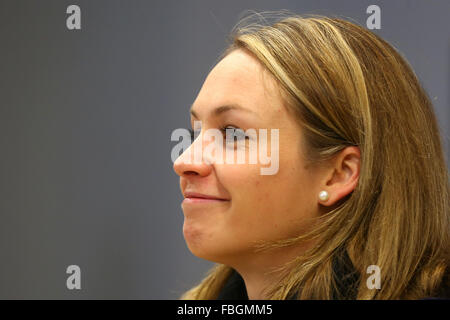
[184,171,198,176]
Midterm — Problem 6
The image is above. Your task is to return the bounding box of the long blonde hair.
[180,12,450,299]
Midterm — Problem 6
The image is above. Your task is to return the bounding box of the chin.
[184,233,228,263]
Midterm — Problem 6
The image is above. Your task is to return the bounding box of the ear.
[318,146,360,206]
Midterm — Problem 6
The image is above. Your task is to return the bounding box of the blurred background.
[0,0,448,299]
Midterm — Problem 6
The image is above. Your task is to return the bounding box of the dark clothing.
[216,250,449,300]
[217,249,358,300]
[216,269,249,300]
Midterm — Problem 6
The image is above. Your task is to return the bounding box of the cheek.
[219,164,266,212]
[252,174,316,241]
[218,161,313,240]
[213,164,274,239]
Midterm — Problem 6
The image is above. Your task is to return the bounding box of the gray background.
[0,0,448,299]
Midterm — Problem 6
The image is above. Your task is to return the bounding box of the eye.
[221,125,248,143]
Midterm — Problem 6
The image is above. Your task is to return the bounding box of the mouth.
[182,191,230,204]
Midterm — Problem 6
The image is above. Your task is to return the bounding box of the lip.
[182,191,230,204]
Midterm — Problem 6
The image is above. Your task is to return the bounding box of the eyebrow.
[190,103,259,119]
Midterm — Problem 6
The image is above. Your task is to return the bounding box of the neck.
[231,240,316,300]
[241,269,276,300]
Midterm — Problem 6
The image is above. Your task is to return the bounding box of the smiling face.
[173,49,324,269]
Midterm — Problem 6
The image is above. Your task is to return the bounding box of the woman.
[172,13,449,299]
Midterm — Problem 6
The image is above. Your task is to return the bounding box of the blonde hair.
[180,12,450,299]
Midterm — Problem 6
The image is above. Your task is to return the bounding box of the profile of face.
[173,49,356,270]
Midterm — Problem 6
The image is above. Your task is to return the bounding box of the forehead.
[192,49,286,120]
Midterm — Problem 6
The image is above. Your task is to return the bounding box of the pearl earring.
[319,190,329,201]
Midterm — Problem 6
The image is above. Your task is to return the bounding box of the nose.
[173,135,213,178]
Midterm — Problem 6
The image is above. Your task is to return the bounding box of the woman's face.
[173,49,323,267]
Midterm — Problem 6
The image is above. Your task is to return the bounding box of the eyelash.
[188,126,248,143]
